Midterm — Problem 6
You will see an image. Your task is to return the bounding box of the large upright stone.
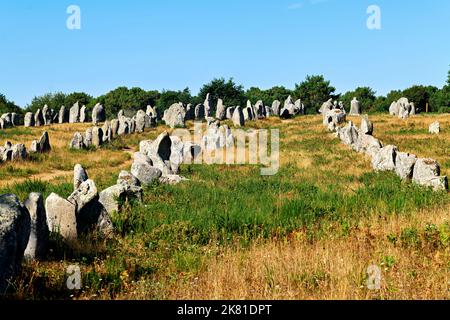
[349,97,361,115]
[58,106,68,124]
[70,132,85,150]
[204,93,213,117]
[135,110,148,133]
[216,99,226,120]
[11,144,27,161]
[195,104,205,120]
[395,152,417,180]
[92,127,103,147]
[79,105,87,123]
[39,132,51,153]
[360,115,373,135]
[45,193,77,242]
[0,194,31,293]
[42,105,52,125]
[429,122,440,134]
[413,159,448,191]
[24,193,48,261]
[92,103,106,125]
[272,100,281,116]
[24,112,34,127]
[74,164,88,190]
[34,109,44,127]
[319,99,334,114]
[232,106,245,127]
[84,128,93,147]
[372,145,398,172]
[111,119,119,137]
[69,102,80,123]
[131,162,162,186]
[163,103,186,128]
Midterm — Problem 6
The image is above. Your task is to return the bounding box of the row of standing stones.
[322,101,448,192]
[0,94,445,293]
[162,93,306,129]
[0,120,224,293]
[0,132,51,164]
[21,102,105,128]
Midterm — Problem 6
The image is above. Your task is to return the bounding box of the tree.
[402,85,437,113]
[155,88,192,113]
[26,92,67,113]
[65,92,94,109]
[293,75,336,114]
[0,94,23,116]
[246,86,292,106]
[340,87,376,113]
[94,87,160,119]
[197,78,246,110]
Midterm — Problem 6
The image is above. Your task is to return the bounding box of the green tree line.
[1,68,449,118]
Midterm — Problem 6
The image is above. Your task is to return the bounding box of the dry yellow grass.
[3,113,449,300]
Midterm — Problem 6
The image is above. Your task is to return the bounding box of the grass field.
[1,114,449,300]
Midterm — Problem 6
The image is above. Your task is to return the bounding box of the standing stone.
[131,162,162,186]
[216,99,226,120]
[74,164,88,190]
[102,121,112,143]
[319,99,334,114]
[111,119,119,137]
[389,101,399,116]
[42,105,52,125]
[11,144,27,161]
[118,118,130,136]
[429,122,440,134]
[70,132,85,150]
[0,194,31,293]
[195,104,206,120]
[226,107,235,120]
[69,102,80,123]
[349,97,361,115]
[24,193,48,261]
[24,112,34,127]
[254,100,266,119]
[39,132,51,153]
[163,103,186,128]
[84,128,93,147]
[58,106,68,124]
[92,127,103,147]
[99,183,143,216]
[79,105,87,123]
[204,93,213,117]
[413,159,448,191]
[92,103,106,125]
[135,110,148,133]
[272,100,281,116]
[45,193,77,242]
[10,113,19,126]
[34,109,44,127]
[185,104,195,121]
[372,145,398,172]
[29,141,39,154]
[294,99,305,115]
[232,106,245,127]
[360,115,373,135]
[395,152,417,180]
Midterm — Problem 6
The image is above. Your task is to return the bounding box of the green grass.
[111,164,449,246]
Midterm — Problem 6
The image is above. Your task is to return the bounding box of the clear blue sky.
[0,0,449,107]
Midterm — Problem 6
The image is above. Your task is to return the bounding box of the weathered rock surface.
[395,152,417,180]
[0,194,31,293]
[45,193,77,242]
[372,145,398,172]
[24,193,48,261]
[412,158,448,191]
